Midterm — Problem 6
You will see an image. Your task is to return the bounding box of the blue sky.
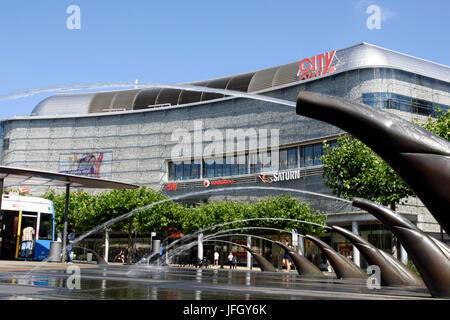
[0,0,449,119]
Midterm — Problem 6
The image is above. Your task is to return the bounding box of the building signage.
[258,169,301,183]
[204,179,234,187]
[59,152,112,179]
[166,182,178,191]
[297,50,337,81]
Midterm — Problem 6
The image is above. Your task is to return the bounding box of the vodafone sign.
[203,179,234,187]
[297,50,337,81]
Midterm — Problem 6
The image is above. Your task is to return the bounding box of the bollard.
[48,241,62,262]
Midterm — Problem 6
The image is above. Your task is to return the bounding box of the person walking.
[227,252,233,269]
[232,254,238,269]
[282,238,292,272]
[21,225,35,258]
[214,251,219,266]
[67,228,76,263]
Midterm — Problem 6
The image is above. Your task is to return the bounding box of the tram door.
[0,211,20,259]
[0,210,37,260]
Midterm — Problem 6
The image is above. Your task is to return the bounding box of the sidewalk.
[0,259,99,272]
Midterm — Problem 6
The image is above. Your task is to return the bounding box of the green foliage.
[407,260,420,276]
[42,186,182,233]
[320,107,449,207]
[415,106,449,141]
[321,137,413,206]
[181,194,326,236]
[43,188,326,238]
[42,189,94,232]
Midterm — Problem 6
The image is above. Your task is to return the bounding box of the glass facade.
[168,161,201,181]
[362,92,450,116]
[167,142,337,181]
[300,141,338,167]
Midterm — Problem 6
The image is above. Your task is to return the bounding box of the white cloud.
[356,1,397,22]
[381,7,397,21]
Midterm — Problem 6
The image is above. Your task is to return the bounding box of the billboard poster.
[59,152,112,179]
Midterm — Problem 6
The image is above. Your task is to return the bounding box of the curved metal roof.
[31,43,450,117]
[32,93,95,116]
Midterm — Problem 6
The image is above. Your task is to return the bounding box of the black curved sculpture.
[296,91,450,234]
[332,226,424,287]
[305,235,367,280]
[353,198,450,298]
[274,241,326,278]
[243,246,277,272]
[204,240,277,272]
[73,246,108,265]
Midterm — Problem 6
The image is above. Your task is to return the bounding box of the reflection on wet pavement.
[0,265,433,300]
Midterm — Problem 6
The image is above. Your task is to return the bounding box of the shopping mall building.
[1,43,449,265]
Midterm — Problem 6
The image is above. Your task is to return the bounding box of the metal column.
[352,221,360,267]
[246,235,252,269]
[61,183,70,262]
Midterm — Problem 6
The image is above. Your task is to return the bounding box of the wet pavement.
[0,261,435,300]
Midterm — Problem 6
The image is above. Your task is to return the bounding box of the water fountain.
[296,91,450,298]
[4,83,447,299]
[204,232,326,277]
[331,225,424,287]
[305,235,367,280]
[202,239,277,272]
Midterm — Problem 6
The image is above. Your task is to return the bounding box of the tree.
[180,195,326,237]
[321,137,413,209]
[43,186,188,264]
[417,107,449,140]
[42,189,96,232]
[321,107,449,209]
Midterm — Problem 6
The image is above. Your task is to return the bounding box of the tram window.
[39,214,53,240]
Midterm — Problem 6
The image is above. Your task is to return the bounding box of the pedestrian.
[227,252,233,269]
[214,251,219,266]
[21,224,35,258]
[232,254,238,269]
[67,228,75,263]
[282,238,292,272]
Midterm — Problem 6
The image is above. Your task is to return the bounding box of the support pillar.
[298,235,304,255]
[61,183,70,262]
[246,235,252,269]
[198,233,203,262]
[0,178,4,212]
[352,221,360,267]
[104,229,109,262]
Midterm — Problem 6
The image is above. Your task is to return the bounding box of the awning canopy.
[0,166,138,189]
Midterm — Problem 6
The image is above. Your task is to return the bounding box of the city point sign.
[297,50,337,81]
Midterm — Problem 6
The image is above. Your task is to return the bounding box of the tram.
[0,193,55,261]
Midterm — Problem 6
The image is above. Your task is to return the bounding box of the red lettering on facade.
[299,58,312,73]
[297,50,336,81]
[166,182,178,191]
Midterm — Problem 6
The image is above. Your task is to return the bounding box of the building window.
[168,160,201,181]
[287,147,298,169]
[203,155,248,179]
[278,147,298,170]
[300,142,337,167]
[168,141,337,181]
[3,138,9,150]
[250,151,272,174]
[362,92,449,117]
[301,144,324,167]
